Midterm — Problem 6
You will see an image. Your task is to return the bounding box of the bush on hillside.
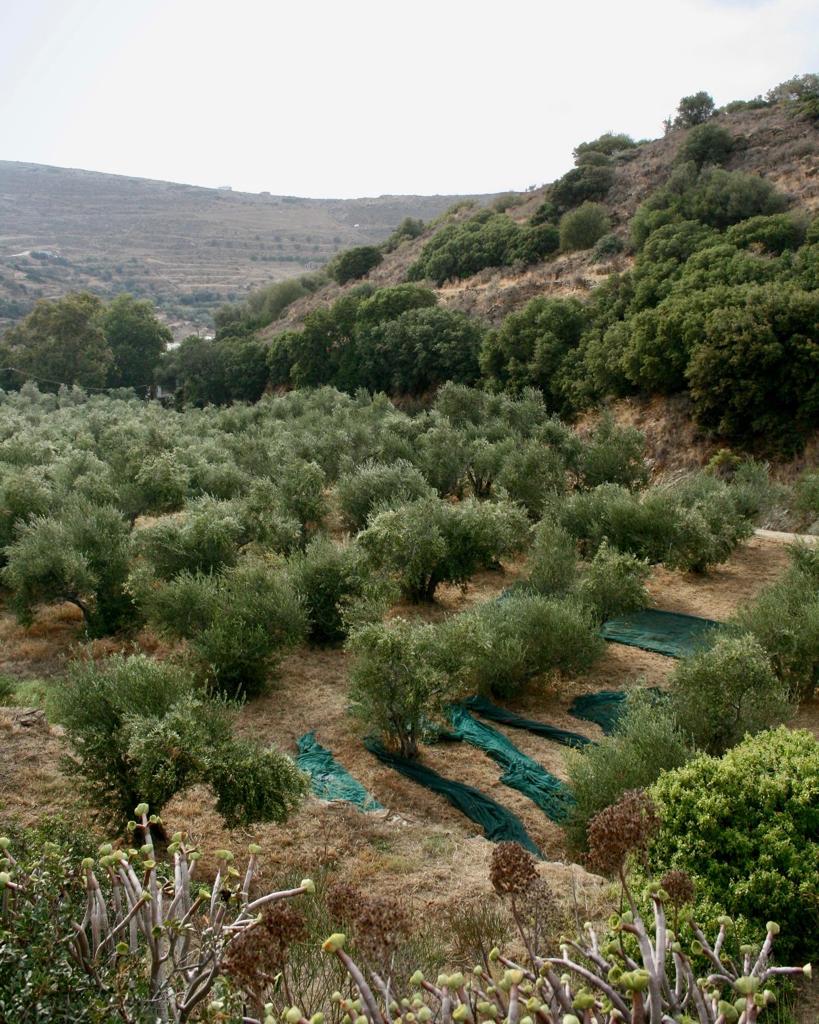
[686,284,819,448]
[358,496,528,602]
[479,296,587,411]
[672,91,715,128]
[51,654,307,828]
[574,541,650,623]
[647,727,819,959]
[573,133,636,161]
[347,618,451,757]
[406,211,557,286]
[676,122,734,168]
[577,414,648,490]
[732,544,819,703]
[2,500,135,636]
[435,592,603,698]
[559,202,611,251]
[564,690,692,854]
[287,536,371,645]
[328,246,383,285]
[337,459,434,531]
[140,560,307,698]
[550,165,614,214]
[590,232,623,262]
[669,633,791,755]
[527,519,578,596]
[725,212,807,254]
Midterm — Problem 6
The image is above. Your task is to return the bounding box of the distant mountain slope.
[0,161,494,333]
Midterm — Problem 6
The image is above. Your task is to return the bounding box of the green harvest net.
[297,732,383,811]
[364,738,542,857]
[600,608,720,659]
[448,706,575,822]
[464,695,593,749]
[568,687,665,735]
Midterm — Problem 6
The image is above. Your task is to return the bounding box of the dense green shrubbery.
[337,459,434,531]
[565,690,692,854]
[549,164,614,214]
[51,654,307,827]
[731,543,819,702]
[358,496,528,602]
[671,91,715,128]
[647,727,819,959]
[675,122,734,168]
[347,618,449,757]
[435,592,603,698]
[574,541,650,623]
[669,633,791,755]
[559,202,611,251]
[406,210,559,285]
[140,559,307,697]
[327,245,383,284]
[2,500,136,635]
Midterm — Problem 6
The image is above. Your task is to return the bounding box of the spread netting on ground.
[447,705,575,822]
[364,737,543,857]
[297,731,383,811]
[600,608,720,658]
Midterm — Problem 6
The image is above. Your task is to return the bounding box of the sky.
[1,0,816,199]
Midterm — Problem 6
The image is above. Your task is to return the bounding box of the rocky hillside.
[261,104,818,336]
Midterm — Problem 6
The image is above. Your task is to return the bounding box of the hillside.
[0,161,493,334]
[261,103,819,335]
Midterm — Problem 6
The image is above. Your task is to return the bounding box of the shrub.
[591,232,623,262]
[686,284,819,448]
[793,469,819,525]
[732,545,819,703]
[647,727,819,959]
[141,560,307,698]
[550,165,614,213]
[725,212,807,254]
[133,498,246,579]
[559,202,611,251]
[672,91,715,128]
[328,246,383,284]
[574,541,650,623]
[51,654,307,827]
[496,440,568,518]
[438,593,604,698]
[669,633,792,755]
[287,536,370,645]
[479,296,586,410]
[676,122,734,167]
[573,133,636,161]
[337,459,434,531]
[564,690,692,854]
[527,520,578,596]
[347,618,451,757]
[358,497,528,602]
[372,307,484,394]
[2,500,135,635]
[577,414,648,490]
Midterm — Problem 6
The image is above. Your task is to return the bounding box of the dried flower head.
[587,789,659,877]
[661,869,695,908]
[223,902,306,995]
[489,842,538,896]
[326,881,411,966]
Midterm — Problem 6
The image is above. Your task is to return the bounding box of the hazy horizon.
[2,0,817,200]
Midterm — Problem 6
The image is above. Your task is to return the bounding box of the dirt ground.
[1,533,817,935]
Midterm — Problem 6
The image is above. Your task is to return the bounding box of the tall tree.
[102,294,171,389]
[3,292,111,389]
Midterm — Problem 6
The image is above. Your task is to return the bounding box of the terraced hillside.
[0,160,492,333]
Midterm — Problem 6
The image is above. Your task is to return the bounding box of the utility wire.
[0,366,155,395]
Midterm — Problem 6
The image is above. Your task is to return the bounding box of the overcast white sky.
[1,0,816,199]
